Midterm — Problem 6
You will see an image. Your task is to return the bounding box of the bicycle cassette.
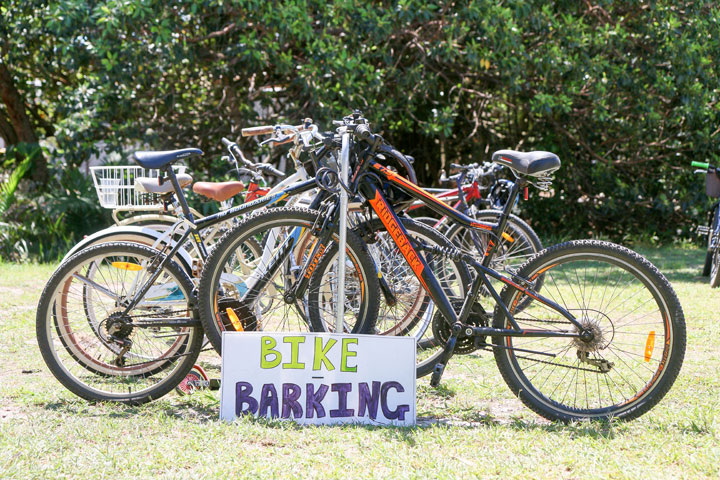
[431,299,489,354]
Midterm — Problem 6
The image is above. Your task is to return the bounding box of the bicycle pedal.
[697,226,711,235]
[430,363,445,387]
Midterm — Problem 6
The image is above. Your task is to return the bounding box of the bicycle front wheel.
[36,242,203,404]
[198,207,381,354]
[492,240,685,422]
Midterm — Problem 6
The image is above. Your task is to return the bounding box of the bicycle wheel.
[445,209,542,273]
[36,242,203,404]
[198,207,380,354]
[446,210,542,311]
[492,240,686,422]
[710,233,720,288]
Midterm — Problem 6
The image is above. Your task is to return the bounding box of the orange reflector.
[644,331,655,362]
[226,308,244,331]
[502,232,515,243]
[111,261,143,271]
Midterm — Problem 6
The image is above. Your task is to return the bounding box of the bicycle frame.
[357,160,585,339]
[117,167,320,316]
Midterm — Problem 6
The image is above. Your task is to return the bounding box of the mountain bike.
[692,160,720,286]
[199,117,686,422]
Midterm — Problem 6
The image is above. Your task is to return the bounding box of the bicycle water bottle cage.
[134,148,203,169]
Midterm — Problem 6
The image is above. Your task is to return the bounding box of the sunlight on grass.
[1,251,719,478]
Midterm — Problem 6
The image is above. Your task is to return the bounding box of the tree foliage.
[1,0,719,257]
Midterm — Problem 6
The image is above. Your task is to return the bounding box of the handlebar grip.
[355,124,376,143]
[449,163,463,170]
[241,126,274,137]
[221,137,233,147]
[691,161,710,169]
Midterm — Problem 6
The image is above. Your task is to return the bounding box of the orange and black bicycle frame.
[357,160,586,338]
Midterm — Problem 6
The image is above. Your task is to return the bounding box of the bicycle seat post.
[163,165,196,224]
[482,177,526,268]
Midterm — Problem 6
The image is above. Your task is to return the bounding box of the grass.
[1,246,719,479]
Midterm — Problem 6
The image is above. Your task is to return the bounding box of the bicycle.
[198,117,686,422]
[691,160,720,286]
[36,121,382,404]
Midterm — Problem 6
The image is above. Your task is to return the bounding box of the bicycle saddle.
[134,148,203,169]
[134,174,193,194]
[491,150,561,176]
[193,181,246,202]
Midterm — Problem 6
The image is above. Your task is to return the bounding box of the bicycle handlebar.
[241,124,308,137]
[692,161,711,170]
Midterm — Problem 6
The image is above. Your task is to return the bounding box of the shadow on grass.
[37,397,633,441]
[42,394,220,423]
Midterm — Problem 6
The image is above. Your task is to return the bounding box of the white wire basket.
[90,165,187,210]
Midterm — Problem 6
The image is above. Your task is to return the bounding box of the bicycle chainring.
[431,299,489,354]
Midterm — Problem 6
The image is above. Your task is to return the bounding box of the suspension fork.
[284,202,340,301]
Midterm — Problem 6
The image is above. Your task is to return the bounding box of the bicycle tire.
[36,242,203,404]
[198,207,380,354]
[492,240,686,422]
[445,209,542,272]
[711,248,720,287]
[702,206,718,277]
[445,210,543,312]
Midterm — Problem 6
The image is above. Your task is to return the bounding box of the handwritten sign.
[220,332,416,426]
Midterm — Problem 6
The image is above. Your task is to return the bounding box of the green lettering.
[313,337,336,371]
[282,336,306,369]
[341,338,358,372]
[261,336,281,369]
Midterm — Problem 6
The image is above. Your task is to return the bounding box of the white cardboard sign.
[220,332,416,426]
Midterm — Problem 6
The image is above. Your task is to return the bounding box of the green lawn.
[1,246,719,479]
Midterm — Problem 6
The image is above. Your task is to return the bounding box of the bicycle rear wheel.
[492,240,685,422]
[36,242,203,404]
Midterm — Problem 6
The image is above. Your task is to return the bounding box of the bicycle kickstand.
[430,322,462,387]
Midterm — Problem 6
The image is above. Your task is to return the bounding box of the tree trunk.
[0,109,18,146]
[0,61,48,182]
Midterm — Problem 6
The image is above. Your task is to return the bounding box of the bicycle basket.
[90,165,187,210]
[706,172,720,198]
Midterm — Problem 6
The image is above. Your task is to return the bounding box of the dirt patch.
[0,405,28,422]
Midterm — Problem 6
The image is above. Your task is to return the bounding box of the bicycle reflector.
[226,308,244,331]
[644,331,656,362]
[110,261,143,271]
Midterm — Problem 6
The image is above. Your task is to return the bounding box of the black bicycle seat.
[134,148,203,169]
[491,150,560,177]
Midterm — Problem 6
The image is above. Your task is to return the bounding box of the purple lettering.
[306,383,328,419]
[381,381,410,420]
[330,383,354,418]
[235,382,258,416]
[357,381,381,420]
[282,383,303,419]
[258,383,279,418]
